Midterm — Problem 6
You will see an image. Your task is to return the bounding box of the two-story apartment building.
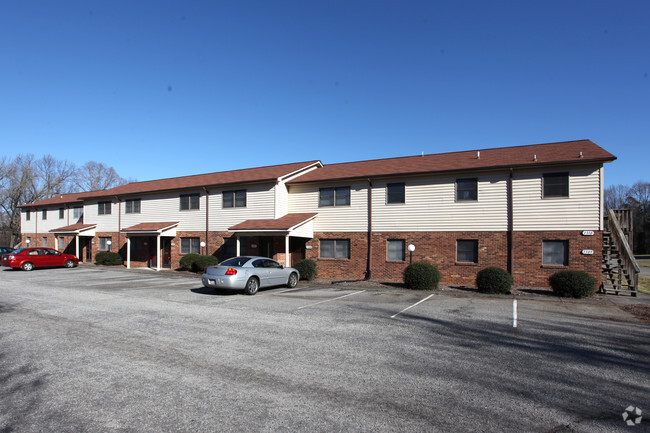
[19,140,616,287]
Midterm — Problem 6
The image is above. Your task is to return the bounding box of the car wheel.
[287,272,298,288]
[64,260,75,268]
[244,277,259,295]
[21,262,34,271]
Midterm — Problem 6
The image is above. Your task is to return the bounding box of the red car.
[0,247,79,271]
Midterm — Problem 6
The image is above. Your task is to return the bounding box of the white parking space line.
[271,287,302,295]
[296,290,366,310]
[390,294,435,319]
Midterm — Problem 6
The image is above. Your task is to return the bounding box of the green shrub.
[549,270,597,298]
[476,267,513,294]
[293,259,317,280]
[403,262,442,290]
[95,251,123,266]
[179,253,202,271]
[179,253,219,273]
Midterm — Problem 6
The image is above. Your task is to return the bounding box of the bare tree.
[604,184,630,212]
[75,161,128,192]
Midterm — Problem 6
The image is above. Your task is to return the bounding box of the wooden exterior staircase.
[602,209,639,296]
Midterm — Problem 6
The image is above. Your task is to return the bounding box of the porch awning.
[121,222,179,236]
[228,213,317,238]
[49,223,97,236]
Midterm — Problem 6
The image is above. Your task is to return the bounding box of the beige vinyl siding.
[274,182,289,219]
[208,183,276,231]
[372,173,508,232]
[21,209,36,233]
[513,165,601,231]
[85,200,120,232]
[121,192,206,232]
[288,181,368,232]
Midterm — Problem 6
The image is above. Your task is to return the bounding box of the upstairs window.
[456,178,478,201]
[42,209,47,220]
[543,173,569,198]
[25,210,30,221]
[180,193,200,211]
[125,199,141,214]
[223,190,247,208]
[59,208,65,219]
[387,183,405,204]
[319,187,350,207]
[98,201,112,215]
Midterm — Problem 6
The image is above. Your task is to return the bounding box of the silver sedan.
[201,256,300,295]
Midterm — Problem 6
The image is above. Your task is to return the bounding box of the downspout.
[366,178,373,280]
[203,187,210,255]
[116,196,121,255]
[508,169,514,275]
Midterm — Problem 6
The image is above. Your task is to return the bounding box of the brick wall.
[305,230,602,287]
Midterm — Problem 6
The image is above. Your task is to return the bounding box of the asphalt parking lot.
[1,265,649,432]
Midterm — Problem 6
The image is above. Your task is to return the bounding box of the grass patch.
[637,259,650,267]
[639,276,650,295]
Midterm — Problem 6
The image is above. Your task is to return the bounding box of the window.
[42,209,47,220]
[180,193,200,211]
[125,199,141,214]
[25,210,30,221]
[58,237,65,251]
[457,240,478,263]
[543,173,569,198]
[543,240,568,266]
[42,237,47,247]
[456,178,478,201]
[59,208,65,219]
[73,206,83,220]
[387,183,405,204]
[387,240,405,261]
[26,237,31,246]
[99,237,112,251]
[98,201,112,215]
[320,239,350,259]
[181,237,200,254]
[223,190,247,208]
[319,187,350,207]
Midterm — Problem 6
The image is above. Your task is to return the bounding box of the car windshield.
[12,248,27,254]
[220,257,252,267]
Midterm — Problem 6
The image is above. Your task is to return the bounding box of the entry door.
[260,237,274,258]
[80,238,92,262]
[290,238,307,265]
[162,238,171,268]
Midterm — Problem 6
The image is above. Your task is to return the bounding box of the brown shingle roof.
[20,191,101,208]
[121,222,179,232]
[229,213,318,231]
[287,140,616,184]
[49,223,96,233]
[85,160,322,199]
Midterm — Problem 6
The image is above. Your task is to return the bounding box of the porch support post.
[285,235,290,267]
[126,236,131,269]
[75,236,80,260]
[236,235,240,256]
[156,234,161,271]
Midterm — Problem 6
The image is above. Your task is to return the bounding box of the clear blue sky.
[1,0,648,187]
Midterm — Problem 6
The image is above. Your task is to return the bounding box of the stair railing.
[608,209,640,292]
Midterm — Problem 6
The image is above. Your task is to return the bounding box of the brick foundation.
[305,230,602,287]
[21,229,603,288]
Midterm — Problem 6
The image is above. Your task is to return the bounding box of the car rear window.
[220,257,251,267]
